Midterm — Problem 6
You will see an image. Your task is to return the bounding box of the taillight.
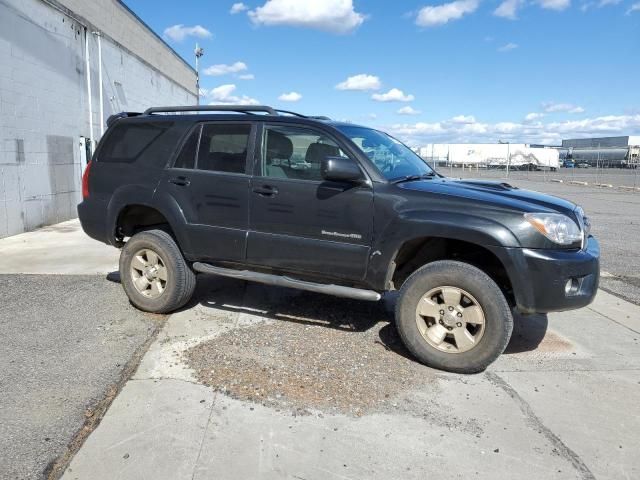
[82,161,92,199]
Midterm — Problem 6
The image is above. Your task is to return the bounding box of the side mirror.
[321,156,364,183]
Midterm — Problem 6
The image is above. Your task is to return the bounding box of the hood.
[399,177,577,216]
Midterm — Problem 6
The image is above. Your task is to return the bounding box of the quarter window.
[196,124,251,173]
[261,125,347,181]
[173,126,199,169]
[100,122,173,163]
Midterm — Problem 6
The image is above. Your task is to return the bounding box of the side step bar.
[192,262,382,302]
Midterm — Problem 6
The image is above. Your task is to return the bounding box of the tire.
[395,260,513,374]
[119,229,196,313]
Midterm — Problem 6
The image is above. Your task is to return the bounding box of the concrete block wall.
[0,0,196,238]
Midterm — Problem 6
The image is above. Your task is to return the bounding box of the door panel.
[246,124,373,281]
[159,122,254,262]
[165,170,249,262]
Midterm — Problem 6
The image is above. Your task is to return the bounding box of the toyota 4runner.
[78,105,600,373]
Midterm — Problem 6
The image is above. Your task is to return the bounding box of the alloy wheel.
[130,248,168,299]
[415,286,485,353]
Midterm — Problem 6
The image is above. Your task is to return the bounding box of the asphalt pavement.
[0,221,161,480]
[0,275,161,480]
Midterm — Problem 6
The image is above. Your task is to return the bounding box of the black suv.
[78,105,599,373]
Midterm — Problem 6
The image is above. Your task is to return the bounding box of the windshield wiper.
[391,172,437,184]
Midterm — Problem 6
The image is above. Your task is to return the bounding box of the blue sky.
[126,0,639,145]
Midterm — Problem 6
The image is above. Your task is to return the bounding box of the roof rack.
[106,111,143,127]
[274,109,307,118]
[140,105,331,121]
[143,105,277,115]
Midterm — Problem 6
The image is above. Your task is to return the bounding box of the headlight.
[524,212,582,245]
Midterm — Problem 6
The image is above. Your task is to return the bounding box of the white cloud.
[278,91,302,102]
[163,24,212,42]
[451,115,476,124]
[335,74,381,91]
[207,84,260,105]
[203,61,248,76]
[372,88,415,102]
[230,2,249,14]
[524,112,545,122]
[415,0,479,27]
[494,0,524,19]
[397,106,421,115]
[238,73,255,80]
[536,0,571,11]
[388,114,640,145]
[543,102,585,113]
[627,2,640,13]
[498,42,519,52]
[248,0,365,34]
[597,0,622,5]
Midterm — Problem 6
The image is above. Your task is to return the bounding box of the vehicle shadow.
[189,275,549,358]
[503,312,549,354]
[191,274,389,333]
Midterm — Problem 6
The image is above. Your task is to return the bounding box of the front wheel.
[395,260,513,374]
[119,229,196,313]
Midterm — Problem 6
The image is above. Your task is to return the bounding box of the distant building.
[561,136,640,148]
[561,137,640,167]
[1,0,197,238]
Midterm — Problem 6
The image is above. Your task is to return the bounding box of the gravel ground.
[184,279,549,418]
[0,275,162,480]
[185,285,436,416]
[186,318,435,417]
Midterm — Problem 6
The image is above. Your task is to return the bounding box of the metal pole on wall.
[195,43,204,105]
[84,28,94,157]
[93,32,104,137]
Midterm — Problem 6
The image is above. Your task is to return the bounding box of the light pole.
[499,140,511,178]
[194,43,204,105]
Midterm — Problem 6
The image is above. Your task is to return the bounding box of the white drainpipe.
[85,28,94,152]
[94,31,104,137]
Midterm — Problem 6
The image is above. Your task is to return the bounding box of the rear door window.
[196,124,251,174]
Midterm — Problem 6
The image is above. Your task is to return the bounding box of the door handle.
[169,176,190,187]
[252,185,279,196]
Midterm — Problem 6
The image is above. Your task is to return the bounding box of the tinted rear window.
[99,122,174,163]
[173,126,200,169]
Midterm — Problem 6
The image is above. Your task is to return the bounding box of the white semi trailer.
[420,144,560,170]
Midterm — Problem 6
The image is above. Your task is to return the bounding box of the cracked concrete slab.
[61,277,640,480]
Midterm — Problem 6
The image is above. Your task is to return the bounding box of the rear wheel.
[120,229,196,313]
[395,260,513,373]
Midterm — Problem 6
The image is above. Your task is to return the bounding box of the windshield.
[336,125,435,181]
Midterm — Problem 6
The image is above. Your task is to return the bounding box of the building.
[561,136,640,167]
[418,144,560,170]
[0,0,197,238]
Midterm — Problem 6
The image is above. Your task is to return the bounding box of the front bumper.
[495,236,600,314]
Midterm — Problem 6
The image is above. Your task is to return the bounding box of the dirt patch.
[185,294,437,416]
[535,330,573,353]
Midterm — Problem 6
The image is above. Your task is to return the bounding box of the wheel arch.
[386,235,516,307]
[107,187,192,254]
